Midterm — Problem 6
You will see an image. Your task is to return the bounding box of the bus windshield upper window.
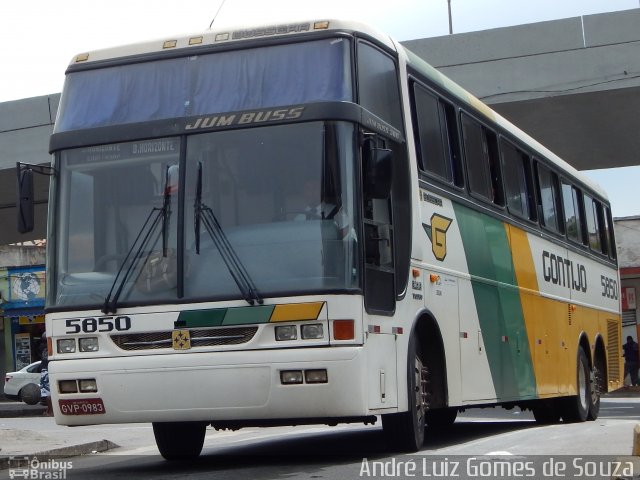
[55,39,353,132]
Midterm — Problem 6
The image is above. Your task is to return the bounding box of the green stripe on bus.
[453,203,537,400]
[178,309,226,327]
[223,305,275,325]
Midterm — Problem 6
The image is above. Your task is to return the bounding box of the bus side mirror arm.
[363,137,393,199]
[16,162,56,234]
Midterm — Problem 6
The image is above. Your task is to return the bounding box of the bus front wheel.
[382,335,426,452]
[152,421,207,460]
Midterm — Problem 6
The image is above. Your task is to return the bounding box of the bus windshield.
[50,121,359,309]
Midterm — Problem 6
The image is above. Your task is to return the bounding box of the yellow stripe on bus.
[508,225,571,397]
[270,302,324,322]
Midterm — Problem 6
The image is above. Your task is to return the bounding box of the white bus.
[21,19,621,459]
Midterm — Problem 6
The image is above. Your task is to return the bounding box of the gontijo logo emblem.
[423,214,453,261]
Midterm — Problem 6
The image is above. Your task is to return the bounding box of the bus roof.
[66,18,395,66]
[66,18,607,201]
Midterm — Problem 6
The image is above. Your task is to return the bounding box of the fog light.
[59,380,78,394]
[305,369,328,383]
[57,339,76,353]
[275,325,297,341]
[301,324,324,340]
[79,379,98,393]
[79,337,99,352]
[280,370,303,384]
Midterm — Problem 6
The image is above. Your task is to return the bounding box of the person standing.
[623,335,640,387]
[39,332,53,416]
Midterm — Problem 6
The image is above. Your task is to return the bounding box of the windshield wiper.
[101,206,165,314]
[194,162,263,306]
[102,166,175,314]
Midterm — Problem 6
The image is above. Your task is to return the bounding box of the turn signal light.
[332,320,354,340]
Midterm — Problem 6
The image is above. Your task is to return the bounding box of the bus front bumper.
[49,346,369,426]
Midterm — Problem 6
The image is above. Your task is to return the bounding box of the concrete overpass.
[402,7,640,171]
[1,8,639,244]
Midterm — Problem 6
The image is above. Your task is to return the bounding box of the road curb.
[0,439,120,470]
[0,406,46,418]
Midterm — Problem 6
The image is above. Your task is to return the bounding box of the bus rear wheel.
[587,357,605,421]
[152,421,207,460]
[382,335,426,452]
[561,348,591,423]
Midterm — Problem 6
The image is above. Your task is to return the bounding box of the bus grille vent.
[110,326,259,350]
[607,320,621,383]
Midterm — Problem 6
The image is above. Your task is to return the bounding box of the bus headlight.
[301,324,324,339]
[79,337,99,352]
[275,325,297,341]
[57,339,76,353]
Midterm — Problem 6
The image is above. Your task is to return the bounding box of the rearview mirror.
[17,165,35,233]
[363,138,393,199]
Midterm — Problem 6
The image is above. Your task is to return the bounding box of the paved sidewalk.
[0,414,135,470]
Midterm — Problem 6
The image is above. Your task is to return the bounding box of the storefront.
[1,266,46,372]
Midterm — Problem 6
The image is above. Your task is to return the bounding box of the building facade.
[0,244,46,388]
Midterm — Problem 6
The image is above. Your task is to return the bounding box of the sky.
[1,0,639,216]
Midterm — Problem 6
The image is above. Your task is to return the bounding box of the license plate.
[58,398,106,415]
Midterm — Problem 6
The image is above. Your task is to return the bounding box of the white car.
[4,361,42,402]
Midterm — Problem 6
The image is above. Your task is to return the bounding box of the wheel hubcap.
[414,356,428,422]
[590,367,599,405]
[578,362,588,411]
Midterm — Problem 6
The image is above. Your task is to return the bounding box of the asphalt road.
[3,397,640,480]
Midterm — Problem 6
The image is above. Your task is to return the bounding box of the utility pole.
[447,0,453,34]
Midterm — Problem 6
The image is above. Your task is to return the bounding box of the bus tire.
[531,400,561,424]
[152,421,207,460]
[561,348,591,423]
[382,335,426,452]
[425,407,457,429]
[587,355,605,421]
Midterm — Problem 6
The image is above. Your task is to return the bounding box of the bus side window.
[411,82,462,187]
[561,181,584,245]
[583,194,602,253]
[535,161,562,234]
[605,206,617,261]
[461,113,503,206]
[593,199,610,256]
[500,139,536,221]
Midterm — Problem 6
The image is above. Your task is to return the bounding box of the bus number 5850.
[65,316,131,334]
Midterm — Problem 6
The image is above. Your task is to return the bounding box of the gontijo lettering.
[542,250,587,292]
